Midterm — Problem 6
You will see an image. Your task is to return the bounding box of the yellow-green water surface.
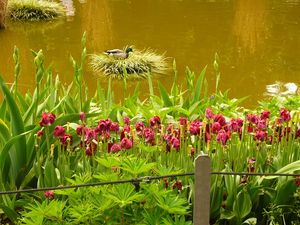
[0,0,300,107]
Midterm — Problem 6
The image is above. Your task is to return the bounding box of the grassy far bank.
[1,0,65,28]
[0,34,300,224]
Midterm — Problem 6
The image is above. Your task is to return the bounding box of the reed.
[90,48,168,79]
[8,0,65,21]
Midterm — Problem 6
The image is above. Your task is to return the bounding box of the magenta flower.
[166,123,174,134]
[95,119,112,134]
[205,131,211,142]
[179,117,188,126]
[150,116,161,127]
[214,114,226,127]
[164,133,172,144]
[247,157,256,173]
[44,191,55,200]
[229,118,243,133]
[83,128,96,142]
[205,107,214,120]
[280,108,291,122]
[257,119,267,130]
[53,125,65,138]
[39,112,56,127]
[248,157,256,164]
[240,176,249,185]
[216,129,230,145]
[254,130,268,142]
[211,122,222,134]
[123,116,130,125]
[110,122,120,132]
[260,110,270,120]
[85,146,93,156]
[296,177,300,186]
[135,121,145,137]
[85,142,97,156]
[189,120,204,135]
[60,134,73,147]
[173,180,183,191]
[37,130,44,137]
[190,147,195,157]
[76,125,84,136]
[171,137,180,151]
[247,114,259,125]
[80,112,85,122]
[247,124,254,133]
[143,128,155,144]
[120,138,133,149]
[120,124,131,140]
[164,179,169,189]
[173,128,180,139]
[296,129,300,139]
[100,131,111,141]
[110,144,121,153]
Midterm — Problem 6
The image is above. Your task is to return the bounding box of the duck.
[104,47,133,59]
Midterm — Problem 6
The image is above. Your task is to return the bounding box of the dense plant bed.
[0,35,300,224]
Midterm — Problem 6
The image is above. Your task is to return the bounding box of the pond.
[0,0,300,108]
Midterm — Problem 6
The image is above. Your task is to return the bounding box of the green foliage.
[90,48,168,79]
[8,0,65,21]
[120,157,156,177]
[18,200,66,225]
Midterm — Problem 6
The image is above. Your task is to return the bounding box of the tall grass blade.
[193,66,207,103]
[0,119,10,143]
[0,75,26,186]
[158,81,172,107]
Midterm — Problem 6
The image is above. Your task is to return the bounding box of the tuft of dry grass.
[8,0,65,21]
[90,48,169,79]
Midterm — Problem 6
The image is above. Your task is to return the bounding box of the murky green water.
[0,0,300,107]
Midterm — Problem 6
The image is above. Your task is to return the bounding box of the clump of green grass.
[90,48,168,79]
[8,0,65,21]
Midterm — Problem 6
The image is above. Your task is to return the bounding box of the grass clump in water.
[8,0,65,21]
[90,48,168,79]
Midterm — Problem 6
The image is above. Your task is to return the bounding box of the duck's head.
[125,47,133,54]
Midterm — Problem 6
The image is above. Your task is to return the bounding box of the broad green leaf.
[0,204,19,223]
[158,81,172,107]
[106,184,144,208]
[121,157,156,176]
[0,75,26,186]
[0,119,10,143]
[233,190,252,220]
[243,218,257,224]
[263,160,300,180]
[44,158,59,187]
[275,179,296,205]
[220,209,235,220]
[0,130,33,174]
[210,182,223,218]
[193,66,206,103]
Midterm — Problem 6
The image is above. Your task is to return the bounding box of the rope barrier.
[210,171,300,177]
[0,171,299,195]
[0,172,194,195]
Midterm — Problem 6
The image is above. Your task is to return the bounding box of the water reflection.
[61,0,75,18]
[0,0,300,107]
[82,0,114,49]
[265,82,299,96]
[233,0,268,55]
